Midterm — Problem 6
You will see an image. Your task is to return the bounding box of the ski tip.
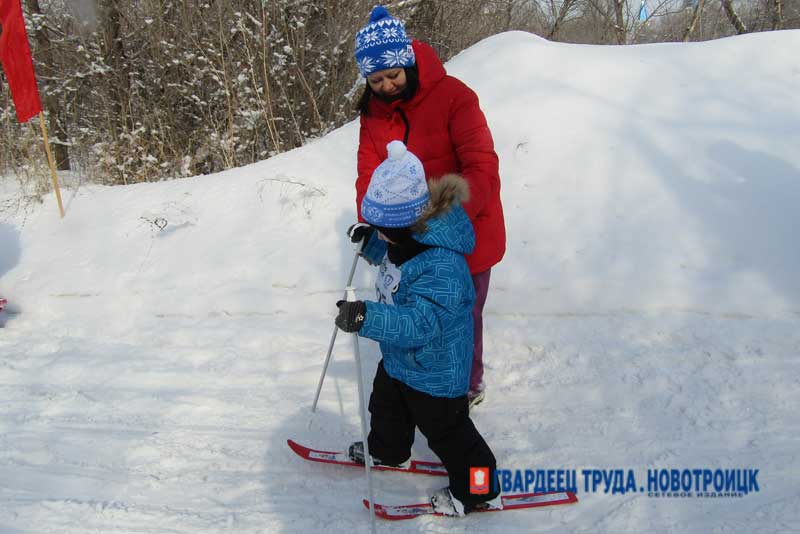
[286,439,307,456]
[362,499,385,512]
[362,499,379,513]
[363,500,394,520]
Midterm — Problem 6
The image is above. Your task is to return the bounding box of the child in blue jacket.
[335,141,501,515]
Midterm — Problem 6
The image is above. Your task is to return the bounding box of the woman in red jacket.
[353,6,506,407]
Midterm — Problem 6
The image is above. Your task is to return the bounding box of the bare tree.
[24,0,70,170]
[547,0,580,39]
[683,0,708,40]
[4,0,798,186]
[98,0,132,140]
[722,0,748,32]
[613,0,628,42]
[772,0,784,27]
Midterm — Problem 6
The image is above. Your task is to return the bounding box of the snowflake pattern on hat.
[357,56,376,77]
[354,6,416,77]
[382,27,400,39]
[380,46,414,69]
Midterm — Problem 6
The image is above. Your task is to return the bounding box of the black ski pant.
[367,360,500,507]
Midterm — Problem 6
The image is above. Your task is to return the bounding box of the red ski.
[364,491,578,520]
[287,439,447,476]
[0,298,6,312]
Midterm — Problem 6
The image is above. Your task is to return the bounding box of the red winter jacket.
[356,40,506,275]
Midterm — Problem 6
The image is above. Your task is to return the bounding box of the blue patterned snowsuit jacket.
[359,205,475,398]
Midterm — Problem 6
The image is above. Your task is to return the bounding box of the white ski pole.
[347,286,377,534]
[311,248,360,413]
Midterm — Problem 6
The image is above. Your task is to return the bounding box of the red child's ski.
[364,491,578,520]
[287,439,447,476]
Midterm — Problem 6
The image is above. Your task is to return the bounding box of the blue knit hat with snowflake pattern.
[354,6,416,77]
[361,141,429,228]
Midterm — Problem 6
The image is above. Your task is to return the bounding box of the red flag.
[0,0,42,123]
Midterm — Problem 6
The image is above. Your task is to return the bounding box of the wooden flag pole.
[37,111,65,218]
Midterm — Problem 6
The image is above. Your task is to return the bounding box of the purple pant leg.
[470,269,492,391]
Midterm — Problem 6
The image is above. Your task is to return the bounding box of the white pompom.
[386,140,407,160]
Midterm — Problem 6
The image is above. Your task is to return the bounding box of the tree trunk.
[721,0,747,34]
[772,0,783,29]
[683,0,706,42]
[547,0,577,40]
[24,0,70,170]
[99,0,132,139]
[614,0,626,44]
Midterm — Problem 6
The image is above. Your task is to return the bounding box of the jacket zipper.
[397,108,410,145]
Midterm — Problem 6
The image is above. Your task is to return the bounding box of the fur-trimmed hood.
[411,174,475,255]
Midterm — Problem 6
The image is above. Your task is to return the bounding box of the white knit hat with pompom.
[361,141,429,228]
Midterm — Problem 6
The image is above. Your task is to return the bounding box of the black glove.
[335,300,366,333]
[347,223,375,251]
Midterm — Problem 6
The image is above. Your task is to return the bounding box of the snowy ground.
[1,30,799,533]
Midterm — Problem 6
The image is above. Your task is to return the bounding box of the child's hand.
[347,223,375,250]
[335,300,367,333]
